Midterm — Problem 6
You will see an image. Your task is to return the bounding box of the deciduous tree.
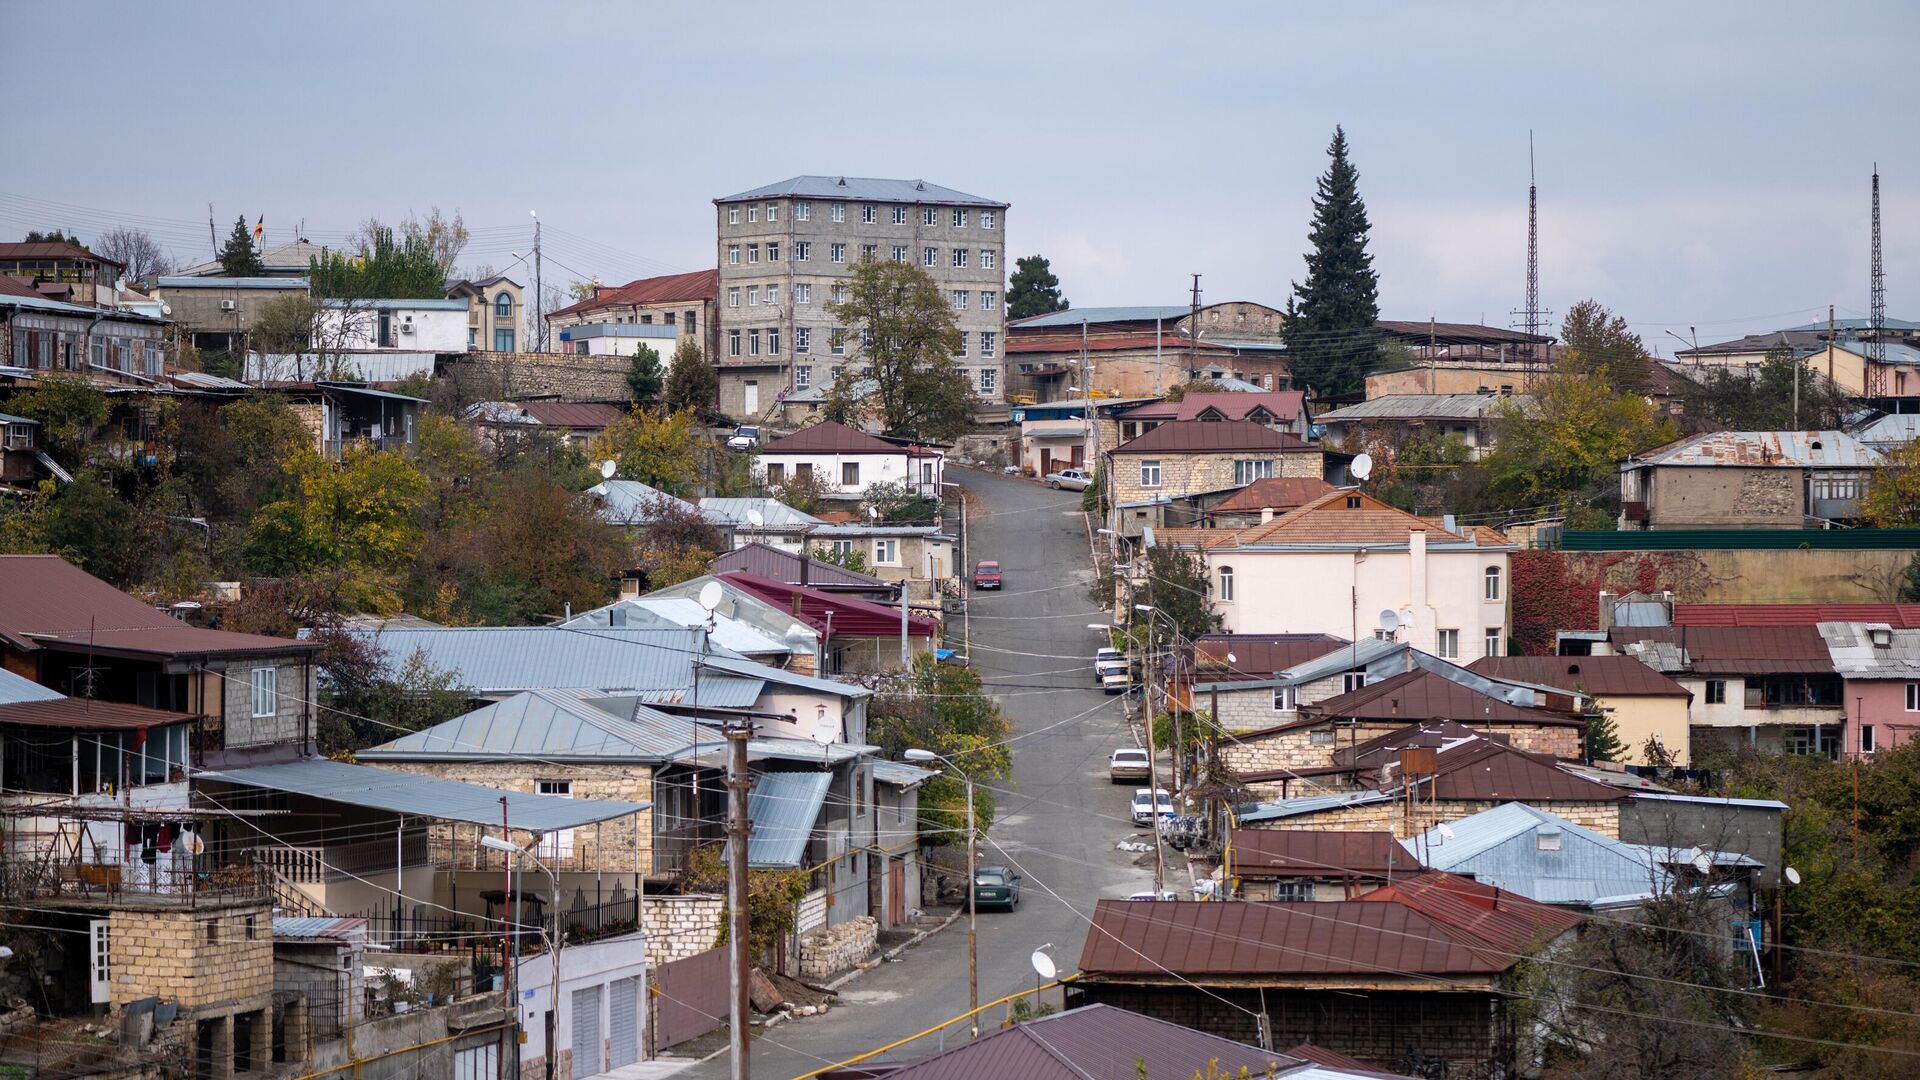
[1006,255,1068,320]
[586,407,705,496]
[95,227,173,283]
[23,228,80,245]
[243,445,429,612]
[1862,439,1920,527]
[1560,299,1650,389]
[868,658,1014,837]
[825,259,974,441]
[1486,364,1678,511]
[1283,126,1380,398]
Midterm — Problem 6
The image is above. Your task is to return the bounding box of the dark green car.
[971,866,1020,911]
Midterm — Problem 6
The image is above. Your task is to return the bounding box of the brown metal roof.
[0,555,319,659]
[1675,603,1920,629]
[761,420,909,455]
[1468,655,1691,698]
[1208,477,1337,514]
[708,543,891,591]
[1415,738,1626,802]
[545,269,718,319]
[0,697,197,730]
[1119,391,1308,423]
[1111,420,1314,455]
[1358,871,1583,952]
[1608,625,1835,675]
[829,1004,1297,1080]
[1375,321,1550,346]
[1284,1043,1406,1078]
[0,241,122,268]
[1193,633,1350,677]
[1228,829,1419,879]
[1305,669,1586,726]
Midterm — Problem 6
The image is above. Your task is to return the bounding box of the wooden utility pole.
[1188,274,1202,381]
[725,720,753,1080]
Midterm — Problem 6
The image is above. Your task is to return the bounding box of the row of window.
[728,241,997,270]
[729,281,1000,313]
[790,364,997,394]
[727,201,998,230]
[11,328,162,377]
[728,328,997,359]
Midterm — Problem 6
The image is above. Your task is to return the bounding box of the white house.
[1173,489,1515,664]
[557,320,680,359]
[315,297,469,352]
[514,932,648,1080]
[755,421,944,500]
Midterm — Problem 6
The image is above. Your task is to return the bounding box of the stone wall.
[1220,718,1585,781]
[442,351,633,402]
[108,902,274,1010]
[217,656,315,750]
[1245,797,1621,840]
[1108,449,1322,511]
[374,761,653,874]
[796,915,876,980]
[640,894,724,965]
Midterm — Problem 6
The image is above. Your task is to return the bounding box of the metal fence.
[651,947,728,1053]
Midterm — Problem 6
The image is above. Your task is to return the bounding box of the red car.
[972,560,1002,589]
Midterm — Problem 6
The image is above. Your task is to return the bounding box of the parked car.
[1094,647,1127,683]
[1126,889,1179,901]
[972,560,1002,589]
[971,865,1020,911]
[1101,669,1133,694]
[1045,467,1092,491]
[1130,788,1175,827]
[1108,747,1151,784]
[725,425,760,451]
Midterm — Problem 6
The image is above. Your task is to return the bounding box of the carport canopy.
[196,758,650,831]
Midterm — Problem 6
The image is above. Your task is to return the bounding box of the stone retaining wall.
[640,895,724,965]
[796,915,876,980]
[441,351,632,402]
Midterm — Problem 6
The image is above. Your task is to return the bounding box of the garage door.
[571,985,602,1079]
[607,977,640,1070]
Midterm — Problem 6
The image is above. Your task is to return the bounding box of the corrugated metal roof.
[1676,603,1920,629]
[273,916,367,941]
[698,498,823,530]
[155,275,310,290]
[1233,490,1468,547]
[716,176,1006,207]
[1851,413,1920,449]
[1629,792,1789,811]
[1468,655,1690,697]
[1375,321,1550,345]
[1209,478,1337,514]
[1818,622,1920,678]
[741,771,831,868]
[857,1004,1297,1080]
[546,270,718,319]
[1830,341,1920,366]
[1317,394,1527,422]
[1236,790,1394,823]
[1111,420,1313,455]
[0,555,319,659]
[1414,803,1674,907]
[1356,871,1585,953]
[356,689,712,763]
[0,697,195,730]
[585,479,698,526]
[1008,306,1190,328]
[165,371,253,390]
[719,573,937,638]
[559,598,795,657]
[709,544,890,591]
[871,761,938,787]
[0,240,121,266]
[1119,391,1307,423]
[1307,669,1585,726]
[318,298,468,311]
[0,289,166,320]
[761,421,910,455]
[1608,626,1834,676]
[0,666,61,705]
[197,759,650,831]
[1193,634,1350,679]
[1229,829,1418,879]
[1629,430,1882,468]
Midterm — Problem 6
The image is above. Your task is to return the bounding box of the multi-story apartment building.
[713,176,1009,421]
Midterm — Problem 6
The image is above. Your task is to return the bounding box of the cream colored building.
[446,274,523,352]
[1470,654,1693,766]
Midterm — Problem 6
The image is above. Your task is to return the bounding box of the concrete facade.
[152,276,311,353]
[513,932,648,1080]
[217,657,317,750]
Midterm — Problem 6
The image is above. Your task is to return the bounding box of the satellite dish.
[1378,609,1400,635]
[1030,949,1056,980]
[697,581,724,612]
[746,508,766,527]
[1436,823,1455,842]
[1351,453,1374,481]
[1785,866,1802,886]
[867,506,880,520]
[1225,652,1237,664]
[600,460,617,479]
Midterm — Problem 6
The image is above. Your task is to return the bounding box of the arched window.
[494,293,513,317]
[1218,566,1235,602]
[1484,565,1502,601]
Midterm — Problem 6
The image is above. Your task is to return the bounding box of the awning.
[738,772,831,869]
[195,759,650,832]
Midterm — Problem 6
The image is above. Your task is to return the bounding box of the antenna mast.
[1511,132,1549,378]
[1869,165,1887,399]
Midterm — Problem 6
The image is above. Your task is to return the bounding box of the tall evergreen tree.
[662,338,719,415]
[1006,255,1069,320]
[1284,127,1380,398]
[626,345,664,403]
[218,216,264,277]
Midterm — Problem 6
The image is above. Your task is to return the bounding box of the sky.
[4,0,1915,351]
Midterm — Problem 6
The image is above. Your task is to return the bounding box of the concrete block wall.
[218,657,315,750]
[376,761,654,873]
[108,902,274,1010]
[796,915,876,980]
[640,895,724,964]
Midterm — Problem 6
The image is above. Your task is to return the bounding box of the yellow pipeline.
[789,975,1078,1080]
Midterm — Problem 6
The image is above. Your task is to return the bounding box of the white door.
[607,977,639,1069]
[571,985,602,1078]
[89,919,111,1004]
[536,780,575,859]
[743,380,760,414]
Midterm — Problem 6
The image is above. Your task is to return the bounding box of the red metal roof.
[1208,477,1337,514]
[1120,392,1308,423]
[1228,829,1419,879]
[0,275,45,299]
[1608,625,1834,675]
[1468,655,1691,698]
[1674,603,1920,629]
[1193,633,1349,677]
[717,572,936,638]
[1306,669,1586,726]
[0,555,319,660]
[0,697,198,730]
[1005,332,1234,355]
[1284,1043,1405,1078]
[1358,871,1583,953]
[760,420,910,455]
[0,241,122,268]
[1111,420,1314,455]
[545,269,718,319]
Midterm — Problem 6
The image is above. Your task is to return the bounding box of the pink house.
[1817,622,1920,757]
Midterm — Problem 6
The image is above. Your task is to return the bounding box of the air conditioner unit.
[220,299,237,312]
[399,321,416,334]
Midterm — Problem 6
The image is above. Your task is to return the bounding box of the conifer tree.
[218,216,264,277]
[1006,255,1069,320]
[1284,127,1380,397]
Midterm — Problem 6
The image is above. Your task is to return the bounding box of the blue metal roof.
[356,689,715,763]
[156,276,310,290]
[0,666,61,705]
[741,771,832,868]
[586,480,696,526]
[871,761,939,787]
[716,176,1006,208]
[1010,306,1189,329]
[560,598,796,657]
[197,759,650,831]
[1629,792,1789,811]
[698,498,822,530]
[273,916,367,941]
[1234,790,1392,823]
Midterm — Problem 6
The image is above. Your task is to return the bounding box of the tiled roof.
[0,555,318,660]
[1194,633,1351,678]
[1234,490,1466,546]
[546,269,719,319]
[1306,669,1586,726]
[1609,625,1835,676]
[716,176,1006,208]
[1209,477,1336,513]
[1120,392,1308,423]
[1148,527,1243,549]
[1111,420,1314,455]
[761,420,907,455]
[1674,603,1920,629]
[1228,829,1419,879]
[1468,655,1691,698]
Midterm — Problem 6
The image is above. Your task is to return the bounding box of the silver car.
[1044,468,1092,491]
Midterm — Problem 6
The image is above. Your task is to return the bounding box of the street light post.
[1133,605,1174,897]
[483,834,564,1080]
[904,748,978,1036]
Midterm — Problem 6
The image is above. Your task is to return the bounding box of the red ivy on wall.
[1509,550,1698,655]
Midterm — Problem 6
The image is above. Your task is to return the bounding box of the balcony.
[323,434,410,461]
[251,833,427,883]
[0,852,269,909]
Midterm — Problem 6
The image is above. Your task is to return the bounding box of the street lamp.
[484,833,563,1076]
[903,747,980,1037]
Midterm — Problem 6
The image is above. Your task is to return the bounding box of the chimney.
[1597,590,1617,632]
[800,551,811,587]
[619,575,641,599]
[1261,507,1275,524]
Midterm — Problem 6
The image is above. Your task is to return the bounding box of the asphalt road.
[679,467,1159,1079]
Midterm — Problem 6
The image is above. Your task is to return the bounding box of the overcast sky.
[4,1,1913,350]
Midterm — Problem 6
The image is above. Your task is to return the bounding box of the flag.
[253,216,264,243]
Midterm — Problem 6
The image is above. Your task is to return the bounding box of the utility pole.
[532,210,545,354]
[1188,274,1202,382]
[207,204,218,258]
[898,581,910,668]
[1829,304,1837,391]
[725,719,753,1080]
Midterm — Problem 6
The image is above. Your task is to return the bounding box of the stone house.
[1105,420,1323,539]
[1004,304,1291,405]
[545,268,719,362]
[1114,390,1313,441]
[805,523,958,603]
[1316,392,1527,463]
[1617,430,1883,529]
[1226,828,1420,902]
[444,274,523,353]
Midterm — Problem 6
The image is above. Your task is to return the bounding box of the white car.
[1094,647,1127,683]
[1108,747,1151,784]
[1101,670,1133,695]
[725,425,760,451]
[1130,788,1174,827]
[1045,468,1093,491]
[1126,889,1179,901]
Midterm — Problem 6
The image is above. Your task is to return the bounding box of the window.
[765,284,780,305]
[1484,566,1502,601]
[767,241,780,261]
[923,247,938,267]
[728,329,742,356]
[766,463,785,484]
[831,283,848,304]
[793,283,811,305]
[728,287,741,308]
[1343,672,1368,693]
[1436,629,1459,659]
[831,330,846,356]
[1345,495,1362,508]
[982,210,997,230]
[768,327,781,353]
[952,209,969,227]
[728,245,741,265]
[981,249,996,270]
[245,914,256,940]
[1272,686,1297,711]
[747,243,760,264]
[1706,680,1727,704]
[951,290,969,311]
[1862,724,1878,754]
[861,243,877,261]
[980,331,997,358]
[1140,460,1162,487]
[874,538,899,564]
[794,366,811,389]
[250,667,278,718]
[825,203,842,223]
[746,204,758,223]
[841,462,860,486]
[1218,566,1235,602]
[748,329,762,355]
[1485,628,1502,657]
[1535,828,1563,852]
[746,286,759,305]
[494,327,514,351]
[204,918,219,943]
[1745,681,1765,708]
[891,245,908,262]
[765,202,778,222]
[795,241,811,261]
[494,293,512,318]
[796,201,810,221]
[1233,459,1274,485]
[1907,683,1920,711]
[923,207,938,226]
[1784,726,1840,758]
[980,367,996,393]
[728,206,740,225]
[830,243,846,263]
[956,331,968,357]
[952,248,970,267]
[862,204,877,223]
[795,327,812,353]
[981,290,997,311]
